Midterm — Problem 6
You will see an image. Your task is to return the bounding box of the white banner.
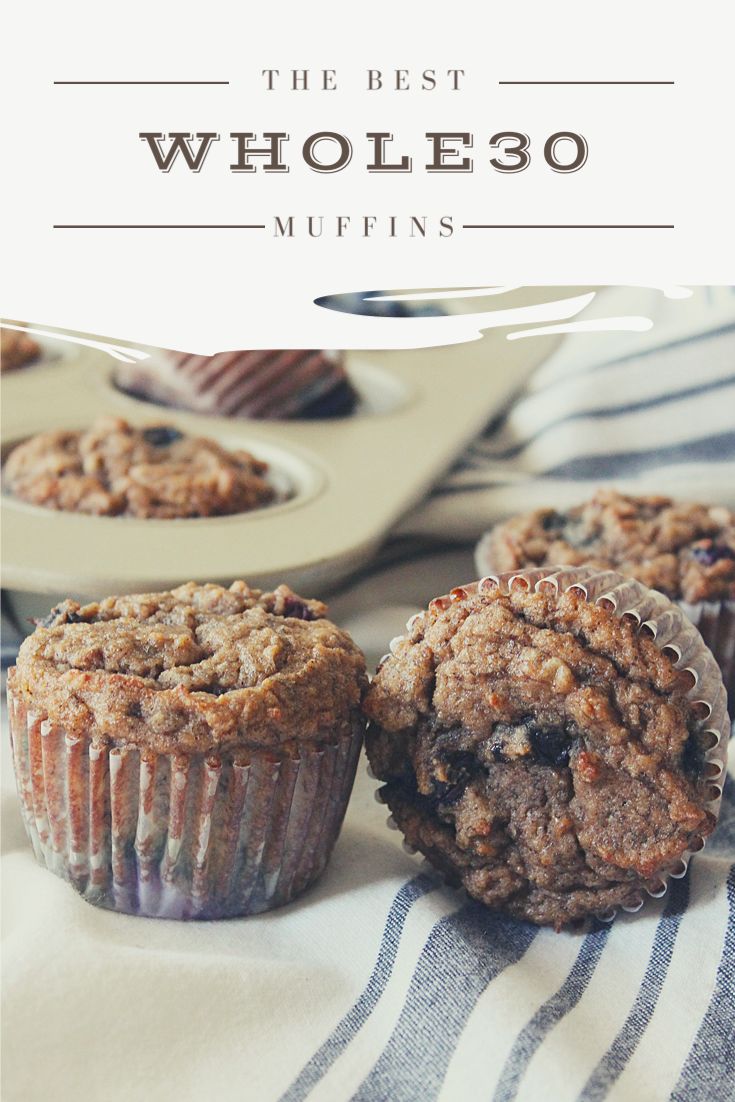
[2,0,734,349]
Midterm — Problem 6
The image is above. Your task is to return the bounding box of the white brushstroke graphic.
[365,286,523,302]
[506,316,653,341]
[0,323,151,363]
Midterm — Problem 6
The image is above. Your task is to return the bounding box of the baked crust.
[9,581,368,754]
[482,490,735,604]
[364,580,716,927]
[3,416,275,518]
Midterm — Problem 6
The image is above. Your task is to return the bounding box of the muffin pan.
[2,293,569,615]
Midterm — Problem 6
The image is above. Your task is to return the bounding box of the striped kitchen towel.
[299,285,735,1102]
[7,706,729,1102]
[2,287,733,1102]
[398,285,735,540]
[276,773,735,1102]
[278,286,735,1101]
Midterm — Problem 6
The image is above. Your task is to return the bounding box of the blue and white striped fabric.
[2,287,733,1102]
[315,285,735,1102]
[274,784,734,1101]
[397,285,735,539]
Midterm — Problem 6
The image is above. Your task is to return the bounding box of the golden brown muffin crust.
[364,581,716,927]
[483,490,735,604]
[10,581,368,754]
[3,415,275,518]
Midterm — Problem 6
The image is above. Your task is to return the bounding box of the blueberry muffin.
[115,348,357,419]
[3,415,275,518]
[7,581,367,917]
[364,568,728,928]
[476,490,735,696]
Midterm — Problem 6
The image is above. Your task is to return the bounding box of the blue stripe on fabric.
[279,874,438,1102]
[516,430,735,481]
[477,375,735,461]
[531,320,735,392]
[436,430,735,493]
[459,323,735,470]
[492,924,611,1102]
[351,902,538,1102]
[709,775,735,855]
[577,876,690,1102]
[669,864,735,1102]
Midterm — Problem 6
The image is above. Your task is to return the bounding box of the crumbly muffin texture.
[2,415,275,518]
[483,490,735,605]
[10,581,368,753]
[364,581,716,928]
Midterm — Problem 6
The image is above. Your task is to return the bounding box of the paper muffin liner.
[677,598,735,705]
[6,695,363,919]
[474,533,735,706]
[376,566,730,923]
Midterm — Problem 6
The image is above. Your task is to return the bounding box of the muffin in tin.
[364,568,728,929]
[7,580,368,918]
[3,415,275,518]
[115,348,358,420]
[476,490,735,697]
[1,326,41,372]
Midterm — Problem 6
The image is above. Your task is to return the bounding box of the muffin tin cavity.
[1,325,81,371]
[2,422,323,521]
[109,353,411,421]
[2,298,566,603]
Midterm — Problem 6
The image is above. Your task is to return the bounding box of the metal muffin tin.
[2,294,567,611]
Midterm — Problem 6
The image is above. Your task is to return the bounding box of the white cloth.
[3,288,734,1102]
[400,285,735,539]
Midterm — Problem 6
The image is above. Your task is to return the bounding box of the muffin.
[364,568,728,928]
[115,348,358,420]
[476,490,735,697]
[1,326,41,372]
[3,415,275,518]
[7,581,367,918]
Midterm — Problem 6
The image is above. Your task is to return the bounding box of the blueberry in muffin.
[3,415,275,518]
[364,568,728,928]
[476,490,735,698]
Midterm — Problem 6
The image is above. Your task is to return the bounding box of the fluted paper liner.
[677,598,735,705]
[475,532,735,704]
[379,567,730,922]
[7,699,363,919]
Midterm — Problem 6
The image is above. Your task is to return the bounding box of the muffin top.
[2,415,275,518]
[10,581,368,753]
[481,490,735,604]
[365,579,697,740]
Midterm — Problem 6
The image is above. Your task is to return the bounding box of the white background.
[2,0,734,349]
